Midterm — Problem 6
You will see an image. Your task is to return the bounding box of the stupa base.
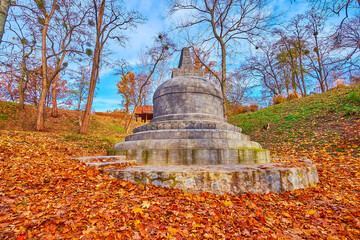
[103,158,318,195]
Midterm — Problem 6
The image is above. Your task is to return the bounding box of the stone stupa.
[107,47,318,194]
[111,47,269,166]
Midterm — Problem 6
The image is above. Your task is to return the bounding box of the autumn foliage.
[116,72,150,114]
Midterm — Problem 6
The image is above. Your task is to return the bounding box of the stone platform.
[102,158,319,195]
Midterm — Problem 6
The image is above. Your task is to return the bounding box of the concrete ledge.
[103,159,319,194]
[132,120,242,133]
[74,155,127,162]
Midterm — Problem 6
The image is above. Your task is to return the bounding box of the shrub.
[335,79,345,88]
[248,103,259,112]
[273,95,285,105]
[95,112,126,118]
[286,92,299,101]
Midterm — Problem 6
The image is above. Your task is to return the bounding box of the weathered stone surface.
[103,159,319,194]
[171,47,204,78]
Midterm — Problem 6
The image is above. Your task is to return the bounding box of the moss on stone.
[142,150,152,164]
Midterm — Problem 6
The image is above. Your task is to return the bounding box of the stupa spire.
[171,47,204,78]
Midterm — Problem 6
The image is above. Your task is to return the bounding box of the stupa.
[106,47,318,194]
[111,47,269,165]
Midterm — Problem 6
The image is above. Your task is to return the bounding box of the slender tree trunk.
[0,0,10,45]
[18,73,25,109]
[299,54,306,96]
[36,22,50,131]
[77,95,81,111]
[79,0,105,134]
[51,74,59,117]
[35,0,56,131]
[79,63,98,134]
[220,44,227,118]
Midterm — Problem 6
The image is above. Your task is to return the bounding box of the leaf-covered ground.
[1,85,360,239]
[1,124,359,239]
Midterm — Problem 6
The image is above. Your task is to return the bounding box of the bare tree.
[336,14,360,63]
[79,0,144,134]
[0,8,38,109]
[17,0,91,130]
[68,66,91,111]
[248,41,286,96]
[47,1,90,117]
[311,0,360,28]
[275,29,308,96]
[168,0,275,117]
[227,68,253,107]
[305,10,333,92]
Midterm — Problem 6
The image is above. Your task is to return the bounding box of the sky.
[92,0,312,112]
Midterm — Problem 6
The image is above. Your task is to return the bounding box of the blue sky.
[92,0,313,112]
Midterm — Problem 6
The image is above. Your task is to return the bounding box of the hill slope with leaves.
[0,102,142,152]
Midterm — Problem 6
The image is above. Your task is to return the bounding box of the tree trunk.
[298,54,307,96]
[79,64,98,134]
[18,73,25,109]
[220,44,227,118]
[79,0,105,135]
[51,74,59,117]
[36,83,49,131]
[0,0,10,45]
[77,95,81,111]
[36,21,50,131]
[35,0,56,131]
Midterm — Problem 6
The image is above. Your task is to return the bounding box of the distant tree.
[168,0,275,117]
[0,8,38,109]
[190,47,218,82]
[275,27,309,96]
[305,10,333,92]
[0,66,18,102]
[79,0,144,134]
[68,66,91,111]
[248,41,286,96]
[24,66,69,107]
[227,69,254,108]
[116,71,138,114]
[46,1,90,117]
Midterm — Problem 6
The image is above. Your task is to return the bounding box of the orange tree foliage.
[116,72,150,114]
[191,48,219,79]
[0,119,359,239]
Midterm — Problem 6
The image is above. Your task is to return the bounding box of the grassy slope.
[229,84,360,154]
[0,102,141,153]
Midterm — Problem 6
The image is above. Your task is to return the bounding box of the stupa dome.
[152,75,224,122]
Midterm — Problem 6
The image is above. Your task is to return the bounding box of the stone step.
[74,155,127,163]
[103,159,319,195]
[85,160,136,169]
